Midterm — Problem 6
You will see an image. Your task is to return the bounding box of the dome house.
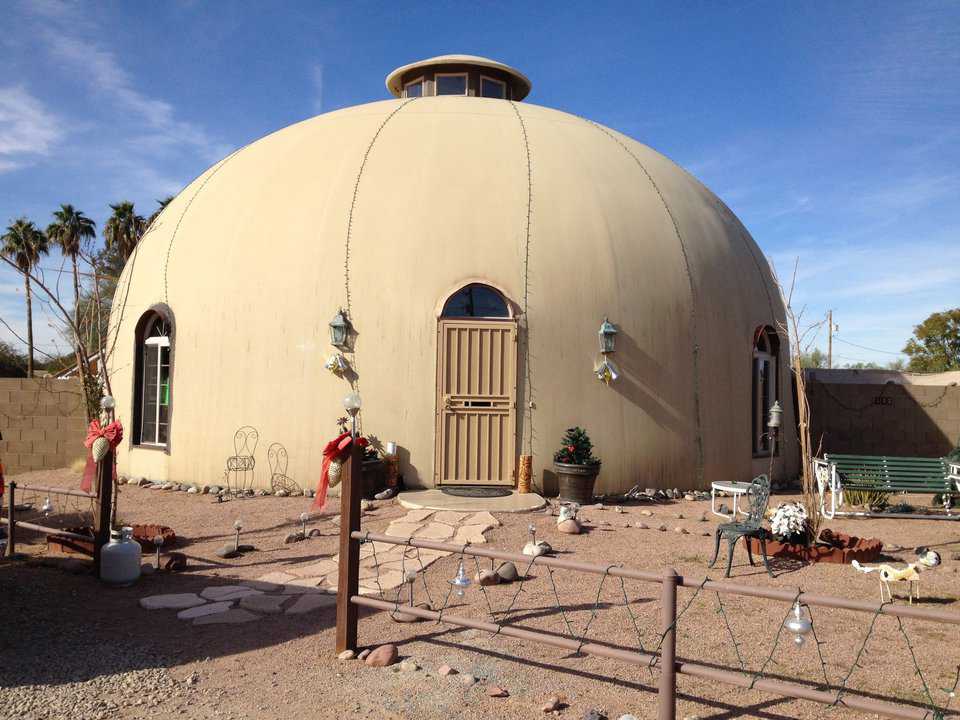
[108,55,799,496]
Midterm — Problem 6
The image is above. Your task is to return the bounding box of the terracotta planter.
[554,462,601,505]
[47,524,177,557]
[747,530,882,565]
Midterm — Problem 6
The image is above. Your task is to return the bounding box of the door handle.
[444,396,454,411]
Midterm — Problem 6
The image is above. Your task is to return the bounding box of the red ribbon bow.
[84,420,124,450]
[311,432,368,512]
[80,420,123,493]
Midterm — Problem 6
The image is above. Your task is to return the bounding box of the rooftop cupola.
[385,55,531,101]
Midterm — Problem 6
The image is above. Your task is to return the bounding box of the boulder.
[542,696,562,713]
[364,644,399,667]
[487,685,509,698]
[475,570,500,586]
[495,562,519,582]
[557,518,581,534]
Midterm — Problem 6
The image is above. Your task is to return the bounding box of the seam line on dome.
[508,100,535,457]
[162,149,243,304]
[584,120,705,486]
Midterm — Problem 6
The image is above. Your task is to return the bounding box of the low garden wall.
[0,378,88,475]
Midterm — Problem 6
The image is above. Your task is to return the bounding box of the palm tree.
[46,204,96,352]
[1,219,50,377]
[103,201,146,261]
[147,196,175,228]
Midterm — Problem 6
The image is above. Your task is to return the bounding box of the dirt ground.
[2,468,959,720]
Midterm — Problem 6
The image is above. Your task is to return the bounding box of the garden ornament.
[915,547,941,568]
[81,419,123,492]
[852,560,923,604]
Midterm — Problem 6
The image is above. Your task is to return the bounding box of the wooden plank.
[335,442,362,653]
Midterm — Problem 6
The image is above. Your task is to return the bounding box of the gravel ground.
[2,467,959,720]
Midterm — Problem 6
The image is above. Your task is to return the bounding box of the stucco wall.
[807,375,960,457]
[0,378,88,474]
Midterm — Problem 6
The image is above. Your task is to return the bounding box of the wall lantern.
[768,400,783,430]
[329,309,351,351]
[598,318,618,354]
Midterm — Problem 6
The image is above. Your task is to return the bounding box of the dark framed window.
[404,78,423,97]
[480,76,506,99]
[441,284,509,318]
[752,326,780,456]
[436,73,467,96]
[133,309,173,447]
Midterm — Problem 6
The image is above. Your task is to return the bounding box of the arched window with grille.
[134,308,173,447]
[752,326,779,456]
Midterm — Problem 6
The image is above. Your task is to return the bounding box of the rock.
[357,649,371,661]
[290,490,303,497]
[675,512,685,519]
[399,659,420,672]
[239,594,288,614]
[391,601,430,622]
[218,488,230,496]
[306,488,315,497]
[308,528,323,537]
[201,485,211,494]
[496,562,519,582]
[177,601,234,620]
[284,531,305,544]
[460,673,477,687]
[140,593,206,610]
[187,486,199,494]
[338,650,356,661]
[684,493,696,501]
[275,490,288,497]
[542,696,562,713]
[438,664,457,676]
[360,499,374,512]
[640,510,654,517]
[201,585,263,602]
[487,685,509,698]
[657,524,667,532]
[140,563,155,575]
[365,644,399,667]
[208,485,221,494]
[215,545,240,559]
[237,543,256,552]
[717,503,729,515]
[701,530,712,537]
[675,527,688,534]
[583,710,608,720]
[635,522,648,529]
[476,569,501,586]
[557,518,582,534]
[618,715,639,720]
[255,489,268,496]
[523,541,551,557]
[614,506,624,513]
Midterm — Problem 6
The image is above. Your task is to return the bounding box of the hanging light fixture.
[449,560,471,597]
[784,601,812,646]
[41,496,53,517]
[598,318,618,354]
[329,309,351,351]
[768,400,783,430]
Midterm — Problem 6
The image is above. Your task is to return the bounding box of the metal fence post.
[658,567,678,720]
[5,480,15,558]
[335,441,363,653]
[93,449,114,578]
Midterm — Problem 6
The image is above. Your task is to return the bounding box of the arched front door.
[435,284,517,486]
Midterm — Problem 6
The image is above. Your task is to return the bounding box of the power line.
[834,336,904,356]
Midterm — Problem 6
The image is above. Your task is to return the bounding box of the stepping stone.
[410,548,451,564]
[193,608,261,625]
[288,560,338,578]
[416,523,454,541]
[373,571,405,591]
[403,509,435,523]
[384,522,423,538]
[201,585,263,602]
[467,511,500,528]
[285,592,337,615]
[283,577,327,594]
[453,525,489,545]
[433,511,468,525]
[178,601,234,620]
[239,594,289,614]
[140,593,206,610]
[242,571,298,591]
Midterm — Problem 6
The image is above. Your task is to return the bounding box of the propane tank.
[100,526,142,587]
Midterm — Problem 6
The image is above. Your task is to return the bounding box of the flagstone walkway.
[138,509,500,624]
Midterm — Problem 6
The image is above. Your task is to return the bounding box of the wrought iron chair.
[224,426,259,495]
[267,442,301,495]
[708,474,773,578]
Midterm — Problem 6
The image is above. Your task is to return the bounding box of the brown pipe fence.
[333,451,958,720]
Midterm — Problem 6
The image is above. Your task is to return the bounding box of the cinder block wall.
[0,378,88,475]
[807,380,960,457]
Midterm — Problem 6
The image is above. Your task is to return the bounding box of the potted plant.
[553,427,601,504]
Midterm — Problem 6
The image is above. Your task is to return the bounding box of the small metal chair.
[267,442,301,495]
[224,426,258,495]
[708,474,773,578]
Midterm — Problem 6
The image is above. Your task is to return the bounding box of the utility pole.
[827,310,833,369]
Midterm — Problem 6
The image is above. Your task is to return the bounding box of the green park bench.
[813,453,960,521]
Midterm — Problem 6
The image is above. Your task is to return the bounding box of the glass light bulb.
[234,519,243,530]
[342,392,362,412]
[100,395,116,410]
[299,513,309,523]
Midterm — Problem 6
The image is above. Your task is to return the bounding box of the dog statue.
[852,560,922,604]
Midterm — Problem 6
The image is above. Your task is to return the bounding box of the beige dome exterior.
[108,94,798,494]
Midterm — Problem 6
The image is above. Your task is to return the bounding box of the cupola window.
[436,73,468,96]
[404,77,423,98]
[480,76,506,99]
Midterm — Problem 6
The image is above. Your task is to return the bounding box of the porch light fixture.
[784,601,812,646]
[329,309,351,351]
[598,318,618,354]
[449,560,471,597]
[768,401,783,430]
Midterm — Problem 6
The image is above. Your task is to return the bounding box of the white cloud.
[0,85,64,171]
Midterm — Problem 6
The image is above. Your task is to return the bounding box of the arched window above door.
[441,284,510,318]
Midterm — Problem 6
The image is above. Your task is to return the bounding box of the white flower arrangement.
[770,502,809,543]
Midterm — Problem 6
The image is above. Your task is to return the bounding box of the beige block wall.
[0,378,88,475]
[807,380,960,457]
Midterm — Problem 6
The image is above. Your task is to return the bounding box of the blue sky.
[1,0,957,365]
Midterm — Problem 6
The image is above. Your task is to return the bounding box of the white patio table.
[710,480,755,519]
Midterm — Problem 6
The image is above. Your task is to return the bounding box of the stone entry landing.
[137,509,500,624]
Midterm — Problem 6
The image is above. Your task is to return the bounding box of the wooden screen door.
[435,319,517,486]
